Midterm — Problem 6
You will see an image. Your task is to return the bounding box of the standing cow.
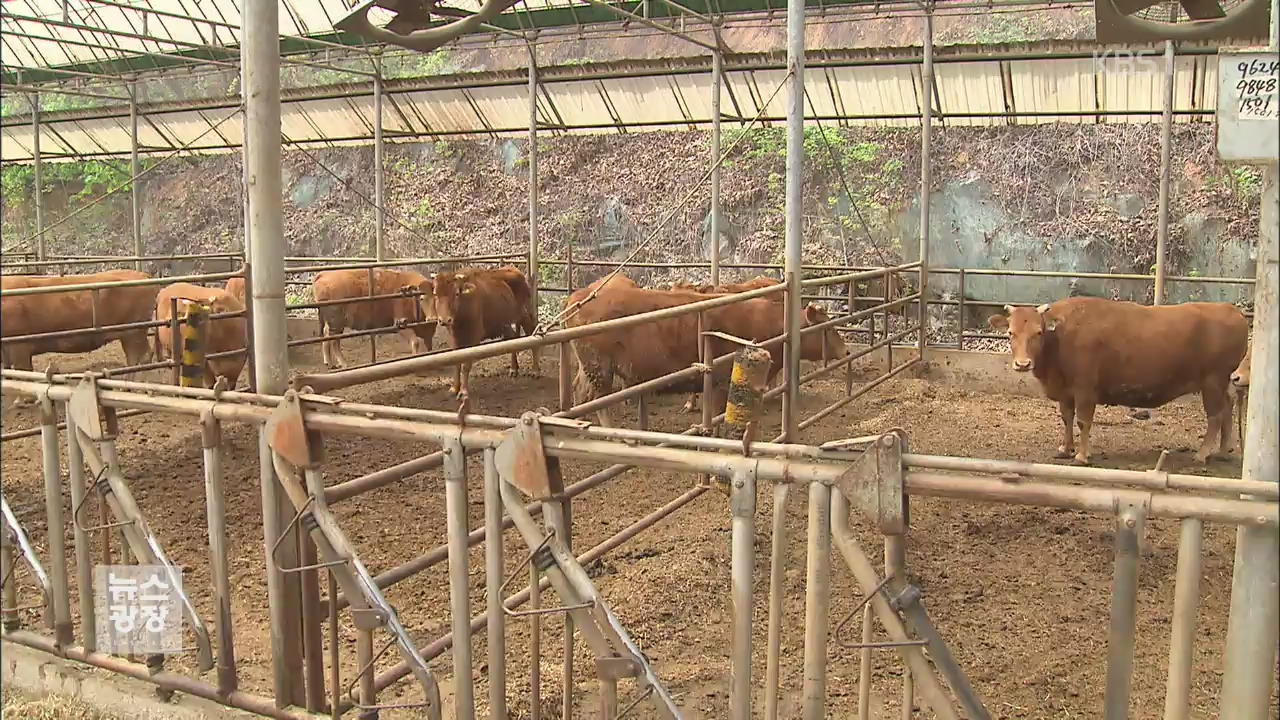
[423,265,540,401]
[567,285,847,427]
[224,276,247,306]
[312,268,437,369]
[1,270,159,374]
[987,298,1248,465]
[154,282,248,388]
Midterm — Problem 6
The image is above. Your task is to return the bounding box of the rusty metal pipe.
[2,630,304,719]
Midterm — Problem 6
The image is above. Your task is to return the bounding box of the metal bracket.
[266,390,323,469]
[833,430,907,535]
[596,655,641,681]
[494,412,566,500]
[67,375,107,441]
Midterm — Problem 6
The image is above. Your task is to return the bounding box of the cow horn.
[1036,303,1051,314]
[1003,304,1015,314]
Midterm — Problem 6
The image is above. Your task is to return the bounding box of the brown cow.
[224,276,247,306]
[669,275,780,295]
[987,298,1248,465]
[312,268,437,369]
[1,270,158,374]
[154,283,249,388]
[423,265,539,400]
[567,285,847,427]
[1230,339,1252,448]
[671,275,784,412]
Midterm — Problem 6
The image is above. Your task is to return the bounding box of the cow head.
[800,303,850,362]
[431,272,475,327]
[1232,340,1252,389]
[987,304,1056,372]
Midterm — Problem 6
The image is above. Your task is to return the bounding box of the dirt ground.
[1,335,1275,720]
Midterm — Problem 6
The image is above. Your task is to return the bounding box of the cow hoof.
[1194,453,1212,464]
[1054,448,1073,459]
[1071,457,1091,467]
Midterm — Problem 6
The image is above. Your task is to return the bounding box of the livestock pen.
[1,1,1277,719]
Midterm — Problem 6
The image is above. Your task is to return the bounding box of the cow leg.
[508,351,520,378]
[1196,383,1229,463]
[451,364,462,396]
[458,362,473,402]
[1219,388,1237,454]
[8,348,35,407]
[121,331,152,366]
[1055,398,1076,459]
[1073,398,1097,466]
[682,393,699,414]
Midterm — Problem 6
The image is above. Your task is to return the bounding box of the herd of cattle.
[0,264,1256,467]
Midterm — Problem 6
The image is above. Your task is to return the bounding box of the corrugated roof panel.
[397,87,501,138]
[934,61,1004,128]
[1008,57,1095,125]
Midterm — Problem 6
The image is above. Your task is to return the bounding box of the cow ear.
[461,282,476,295]
[1043,317,1058,333]
[987,314,1009,331]
[1036,303,1051,314]
[803,304,819,322]
[1003,304,1015,314]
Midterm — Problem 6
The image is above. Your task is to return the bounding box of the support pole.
[202,416,238,695]
[66,416,95,649]
[801,482,833,720]
[916,8,934,361]
[728,468,756,720]
[710,50,724,287]
[781,0,805,442]
[130,79,144,270]
[1162,518,1202,720]
[1103,503,1146,720]
[1154,40,1175,305]
[1219,101,1280,718]
[444,440,476,720]
[483,449,507,720]
[528,43,540,323]
[764,484,789,720]
[373,57,386,262]
[244,4,305,708]
[40,395,72,647]
[31,93,45,261]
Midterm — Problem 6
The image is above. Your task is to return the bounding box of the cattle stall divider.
[0,370,1274,718]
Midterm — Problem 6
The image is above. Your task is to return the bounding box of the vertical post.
[558,342,572,411]
[728,469,756,720]
[801,482,832,720]
[356,628,376,717]
[957,268,966,351]
[916,8,934,361]
[244,3,305,707]
[1154,40,1175,305]
[1103,503,1146,720]
[328,572,341,720]
[202,415,238,694]
[66,415,95,650]
[529,562,542,720]
[373,56,386,262]
[710,50,724,287]
[130,79,144,270]
[562,500,575,720]
[528,43,540,324]
[885,534,910,718]
[300,534,325,712]
[700,312,714,439]
[444,440,476,720]
[31,93,45,261]
[1162,518,1203,720]
[845,280,855,395]
[40,395,72,646]
[0,519,16,630]
[781,0,806,442]
[763,484,790,720]
[483,449,507,720]
[1219,99,1280,720]
[857,602,873,718]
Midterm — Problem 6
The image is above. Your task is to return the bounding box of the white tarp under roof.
[0,43,1216,163]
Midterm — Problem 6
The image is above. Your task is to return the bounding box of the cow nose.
[1013,359,1032,371]
[1231,373,1242,385]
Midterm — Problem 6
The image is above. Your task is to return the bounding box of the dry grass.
[0,687,176,720]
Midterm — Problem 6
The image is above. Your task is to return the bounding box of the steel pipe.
[443,439,477,720]
[1103,503,1145,719]
[781,0,805,442]
[1153,40,1174,305]
[801,482,833,719]
[729,468,756,720]
[764,483,790,720]
[38,396,72,646]
[1162,518,1202,720]
[201,416,238,694]
[483,449,507,720]
[64,415,95,650]
[1,630,304,720]
[917,9,934,360]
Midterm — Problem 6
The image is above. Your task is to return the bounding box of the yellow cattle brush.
[725,345,772,433]
[179,301,211,388]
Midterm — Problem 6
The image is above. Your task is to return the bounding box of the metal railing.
[0,370,1273,718]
